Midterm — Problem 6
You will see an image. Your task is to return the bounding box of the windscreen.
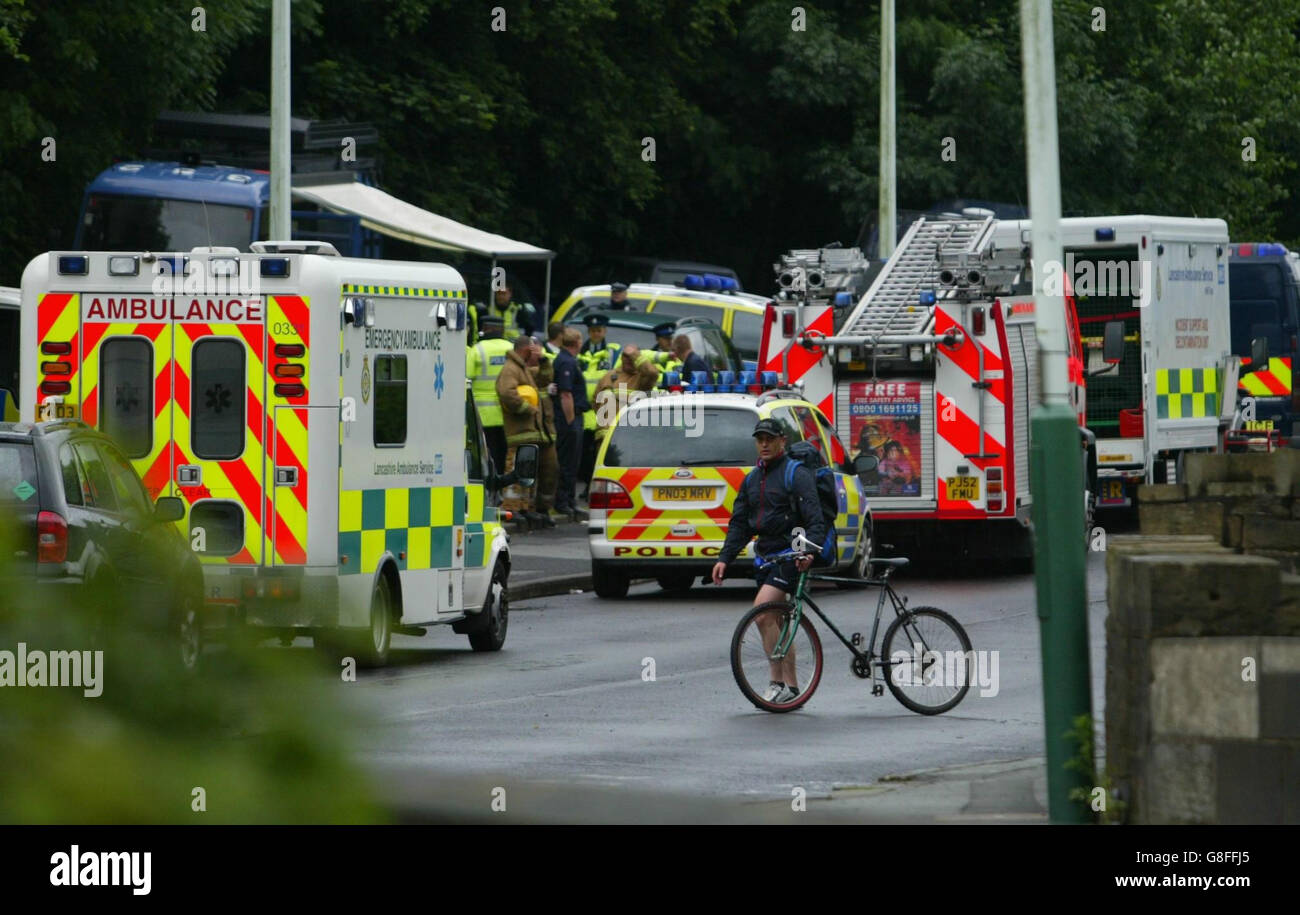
[81,194,255,251]
[602,405,757,467]
[1229,262,1286,357]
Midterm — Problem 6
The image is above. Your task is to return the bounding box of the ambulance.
[20,243,517,665]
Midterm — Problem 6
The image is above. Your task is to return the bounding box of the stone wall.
[1104,450,1300,823]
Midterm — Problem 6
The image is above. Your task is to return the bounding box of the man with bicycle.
[711,418,828,703]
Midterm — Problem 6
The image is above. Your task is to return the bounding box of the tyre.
[592,561,629,599]
[465,559,509,652]
[730,601,823,713]
[881,607,972,715]
[655,572,695,594]
[837,518,874,588]
[342,573,394,667]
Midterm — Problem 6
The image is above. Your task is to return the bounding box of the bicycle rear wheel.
[730,601,823,713]
[881,607,972,715]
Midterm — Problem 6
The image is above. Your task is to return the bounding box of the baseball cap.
[752,418,785,438]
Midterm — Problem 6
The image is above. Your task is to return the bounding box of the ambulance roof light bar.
[251,240,341,257]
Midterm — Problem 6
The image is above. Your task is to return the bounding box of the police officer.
[608,281,631,310]
[580,312,617,361]
[469,281,538,344]
[552,327,590,520]
[577,314,617,497]
[466,315,512,474]
[644,321,683,377]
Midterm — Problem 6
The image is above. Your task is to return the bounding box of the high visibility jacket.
[469,301,537,343]
[467,337,513,428]
[579,348,616,433]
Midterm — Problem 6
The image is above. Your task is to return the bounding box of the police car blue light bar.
[919,290,937,306]
[834,292,854,307]
[1095,228,1116,242]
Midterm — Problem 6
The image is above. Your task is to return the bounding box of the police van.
[20,243,519,664]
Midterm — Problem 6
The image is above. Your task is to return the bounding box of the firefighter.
[529,335,560,525]
[469,280,538,344]
[593,344,660,446]
[497,335,558,529]
[467,315,511,475]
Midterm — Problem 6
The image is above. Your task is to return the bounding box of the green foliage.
[2,0,1300,287]
[1065,712,1126,825]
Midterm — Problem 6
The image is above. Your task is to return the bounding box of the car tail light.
[971,307,986,336]
[782,311,795,338]
[37,511,67,563]
[986,467,1003,513]
[274,363,304,377]
[41,341,72,355]
[41,361,72,375]
[40,380,71,396]
[274,383,305,398]
[589,479,633,510]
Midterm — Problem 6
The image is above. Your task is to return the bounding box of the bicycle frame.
[771,569,910,671]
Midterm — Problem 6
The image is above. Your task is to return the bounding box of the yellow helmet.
[516,384,539,408]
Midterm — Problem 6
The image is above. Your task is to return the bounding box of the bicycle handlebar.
[754,549,813,570]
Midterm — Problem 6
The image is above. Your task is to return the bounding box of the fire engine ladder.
[837,214,996,344]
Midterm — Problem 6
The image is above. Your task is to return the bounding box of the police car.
[587,384,875,598]
[553,280,771,361]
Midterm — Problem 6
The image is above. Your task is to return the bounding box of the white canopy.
[291,178,555,261]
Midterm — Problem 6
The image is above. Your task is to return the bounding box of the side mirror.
[154,496,185,523]
[853,453,880,476]
[1102,321,1125,364]
[1248,336,1269,374]
[512,444,539,488]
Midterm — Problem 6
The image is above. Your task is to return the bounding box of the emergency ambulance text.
[82,296,263,324]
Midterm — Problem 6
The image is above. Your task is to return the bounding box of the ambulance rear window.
[99,338,153,458]
[191,339,246,461]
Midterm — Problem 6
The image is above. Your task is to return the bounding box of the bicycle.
[729,548,973,714]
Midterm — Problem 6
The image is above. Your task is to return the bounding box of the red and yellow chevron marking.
[173,319,267,565]
[598,466,747,543]
[1239,357,1292,397]
[263,294,310,566]
[760,305,836,419]
[34,293,82,419]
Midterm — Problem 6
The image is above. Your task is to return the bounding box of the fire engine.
[20,243,519,665]
[759,213,1096,562]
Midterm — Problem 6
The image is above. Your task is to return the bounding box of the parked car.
[564,312,745,379]
[0,420,205,670]
[574,257,743,291]
[555,282,769,361]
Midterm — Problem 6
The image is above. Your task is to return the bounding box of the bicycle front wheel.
[730,601,823,713]
[881,607,972,715]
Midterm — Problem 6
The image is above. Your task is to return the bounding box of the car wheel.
[466,559,509,652]
[592,561,629,599]
[344,574,394,667]
[836,518,874,588]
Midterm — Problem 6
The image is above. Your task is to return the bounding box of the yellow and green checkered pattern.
[341,283,467,297]
[339,485,485,574]
[1156,367,1219,419]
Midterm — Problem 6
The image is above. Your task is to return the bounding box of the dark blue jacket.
[719,452,827,564]
[682,351,713,383]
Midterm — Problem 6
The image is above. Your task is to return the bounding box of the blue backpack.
[783,441,839,563]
